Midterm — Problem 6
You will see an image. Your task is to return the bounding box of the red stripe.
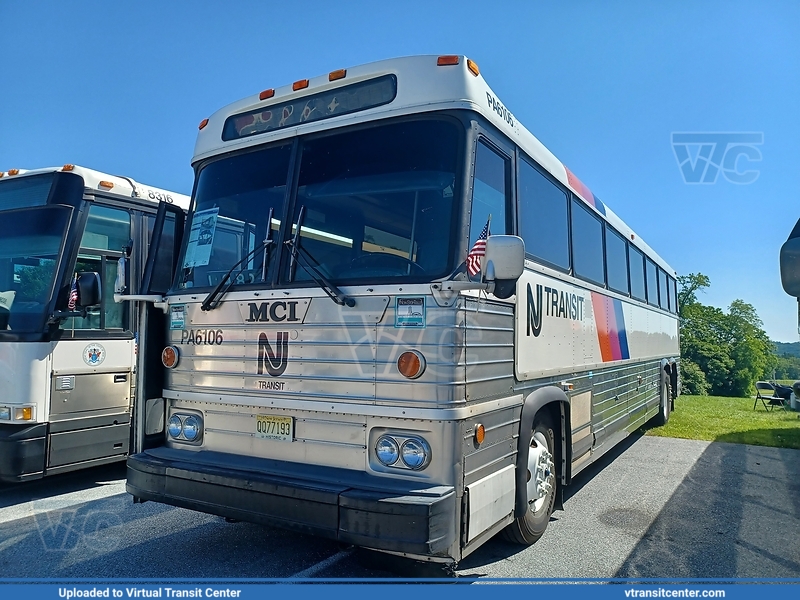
[592,293,613,362]
[565,167,595,208]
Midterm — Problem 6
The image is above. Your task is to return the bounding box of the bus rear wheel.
[652,380,671,426]
[502,414,557,545]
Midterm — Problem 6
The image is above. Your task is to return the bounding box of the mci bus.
[125,55,680,564]
[0,165,189,482]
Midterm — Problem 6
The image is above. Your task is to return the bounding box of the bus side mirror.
[77,272,102,307]
[780,236,800,297]
[484,235,525,299]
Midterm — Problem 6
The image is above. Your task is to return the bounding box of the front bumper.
[0,423,46,483]
[127,447,457,558]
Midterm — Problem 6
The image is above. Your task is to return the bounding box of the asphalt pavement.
[1,434,798,579]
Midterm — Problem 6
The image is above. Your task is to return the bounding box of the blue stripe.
[613,299,630,359]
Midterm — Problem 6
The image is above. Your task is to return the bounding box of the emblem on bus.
[258,332,289,377]
[83,343,106,366]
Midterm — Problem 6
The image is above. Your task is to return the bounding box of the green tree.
[677,274,776,397]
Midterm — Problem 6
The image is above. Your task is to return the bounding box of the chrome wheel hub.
[526,432,554,513]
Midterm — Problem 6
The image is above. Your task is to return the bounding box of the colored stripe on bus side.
[591,293,630,362]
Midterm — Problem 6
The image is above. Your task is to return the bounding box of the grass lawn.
[643,394,800,449]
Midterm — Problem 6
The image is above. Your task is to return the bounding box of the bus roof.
[193,55,674,276]
[0,164,191,210]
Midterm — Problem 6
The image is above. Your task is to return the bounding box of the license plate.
[255,414,293,442]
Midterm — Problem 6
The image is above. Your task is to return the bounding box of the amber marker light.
[467,59,480,76]
[397,350,426,379]
[162,346,180,369]
[259,89,275,101]
[0,172,4,178]
[474,423,486,445]
[16,407,33,421]
[437,55,459,66]
[62,164,75,171]
[198,118,209,130]
[329,69,346,82]
[8,169,19,176]
[293,79,309,91]
[98,181,114,189]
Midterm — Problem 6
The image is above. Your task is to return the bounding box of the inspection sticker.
[395,297,425,328]
[170,304,186,330]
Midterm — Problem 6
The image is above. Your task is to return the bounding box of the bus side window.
[629,246,646,301]
[469,140,510,244]
[658,268,669,310]
[645,258,658,306]
[518,158,569,271]
[62,204,131,331]
[571,198,604,286]
[605,225,629,295]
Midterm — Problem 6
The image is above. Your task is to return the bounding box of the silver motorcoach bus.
[0,165,188,482]
[125,56,680,563]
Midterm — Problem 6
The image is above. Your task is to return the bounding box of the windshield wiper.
[201,208,275,311]
[286,206,355,308]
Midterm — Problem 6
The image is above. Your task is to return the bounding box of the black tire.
[502,413,558,545]
[652,379,671,426]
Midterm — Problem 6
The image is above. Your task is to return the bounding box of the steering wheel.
[347,253,426,276]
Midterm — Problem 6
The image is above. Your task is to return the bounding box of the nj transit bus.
[125,55,680,564]
[0,165,189,482]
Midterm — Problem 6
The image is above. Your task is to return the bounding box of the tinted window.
[646,258,658,306]
[629,246,645,301]
[470,140,509,245]
[658,268,668,310]
[518,158,569,270]
[0,174,54,211]
[667,275,676,313]
[571,199,604,285]
[605,225,628,294]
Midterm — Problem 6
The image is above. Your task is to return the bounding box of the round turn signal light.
[397,350,426,379]
[162,346,180,369]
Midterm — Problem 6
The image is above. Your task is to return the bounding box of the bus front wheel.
[502,414,557,545]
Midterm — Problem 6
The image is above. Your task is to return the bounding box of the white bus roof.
[193,55,674,276]
[0,164,191,210]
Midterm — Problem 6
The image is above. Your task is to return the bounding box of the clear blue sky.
[2,1,798,341]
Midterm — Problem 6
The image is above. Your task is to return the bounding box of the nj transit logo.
[671,132,763,184]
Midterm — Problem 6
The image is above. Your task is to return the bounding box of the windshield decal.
[183,207,219,268]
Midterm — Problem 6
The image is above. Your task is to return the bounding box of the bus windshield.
[0,206,72,332]
[177,118,462,290]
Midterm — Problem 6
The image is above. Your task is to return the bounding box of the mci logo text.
[671,132,763,184]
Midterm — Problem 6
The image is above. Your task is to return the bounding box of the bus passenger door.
[49,204,134,474]
[133,202,184,455]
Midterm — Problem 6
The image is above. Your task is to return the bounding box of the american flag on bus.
[466,217,490,276]
[67,274,79,310]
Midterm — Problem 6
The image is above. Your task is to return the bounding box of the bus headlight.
[375,435,400,466]
[182,415,201,441]
[0,406,10,420]
[168,415,183,438]
[400,438,430,470]
[167,411,204,444]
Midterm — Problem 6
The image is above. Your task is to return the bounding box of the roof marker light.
[99,181,114,189]
[259,89,275,101]
[62,164,75,171]
[467,59,480,76]
[292,79,309,91]
[437,55,459,66]
[329,69,346,82]
[8,169,19,176]
[198,118,209,130]
[0,172,4,178]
